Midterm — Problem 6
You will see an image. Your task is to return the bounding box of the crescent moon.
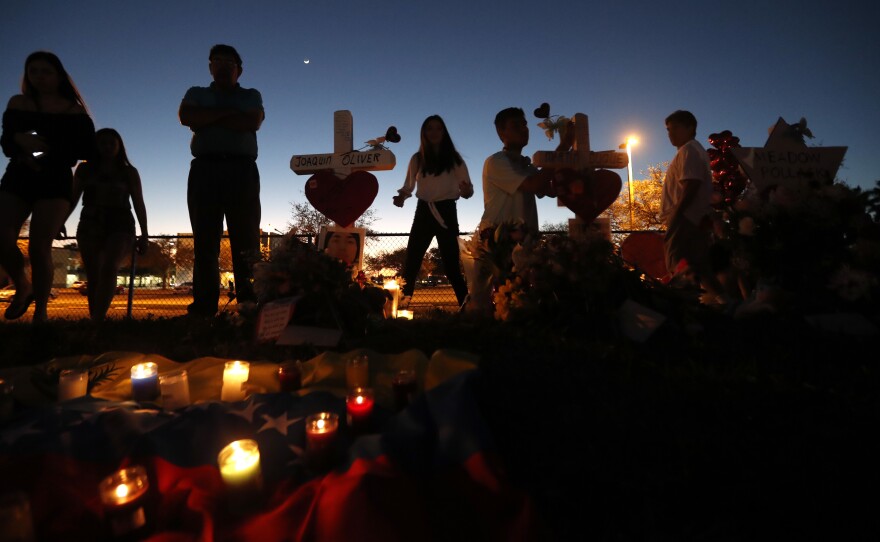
[303,59,310,64]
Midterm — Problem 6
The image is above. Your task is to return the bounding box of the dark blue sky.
[2,0,878,235]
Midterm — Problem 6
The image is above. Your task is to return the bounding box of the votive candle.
[345,355,369,390]
[131,363,159,402]
[99,466,150,537]
[383,279,400,318]
[277,360,302,393]
[305,412,339,460]
[159,369,191,410]
[397,309,414,320]
[391,369,417,412]
[58,369,88,401]
[346,388,374,431]
[218,439,262,493]
[221,361,250,402]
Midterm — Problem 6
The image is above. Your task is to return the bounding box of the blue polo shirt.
[183,83,263,159]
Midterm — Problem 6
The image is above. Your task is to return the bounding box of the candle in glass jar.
[345,355,369,390]
[305,412,339,458]
[98,466,149,537]
[131,363,159,402]
[159,370,191,410]
[58,369,88,401]
[277,360,302,392]
[391,369,417,411]
[346,387,374,431]
[221,361,250,402]
[397,309,414,320]
[217,439,262,492]
[383,279,400,318]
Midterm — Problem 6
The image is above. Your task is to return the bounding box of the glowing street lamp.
[619,137,639,229]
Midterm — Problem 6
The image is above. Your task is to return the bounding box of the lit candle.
[159,369,191,410]
[98,466,149,537]
[217,439,263,493]
[345,355,369,390]
[130,363,159,402]
[397,309,414,320]
[391,369,417,412]
[221,361,250,402]
[305,412,339,467]
[383,279,400,318]
[346,388,374,432]
[58,369,88,401]
[277,360,302,393]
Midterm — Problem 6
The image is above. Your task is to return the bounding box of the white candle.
[383,279,400,318]
[131,363,159,402]
[159,370,191,410]
[397,309,413,320]
[218,439,262,490]
[221,361,250,402]
[58,369,88,401]
[345,355,369,390]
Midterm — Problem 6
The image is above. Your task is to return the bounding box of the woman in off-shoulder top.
[0,51,96,323]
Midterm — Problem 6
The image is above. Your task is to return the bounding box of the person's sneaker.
[4,291,34,320]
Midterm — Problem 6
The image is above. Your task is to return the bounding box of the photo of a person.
[319,226,364,273]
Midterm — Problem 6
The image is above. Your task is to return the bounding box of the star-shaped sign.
[731,117,847,191]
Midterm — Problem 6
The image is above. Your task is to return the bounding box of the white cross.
[531,113,628,171]
[290,110,396,177]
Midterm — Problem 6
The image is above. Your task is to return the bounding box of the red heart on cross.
[305,170,379,227]
[555,168,622,224]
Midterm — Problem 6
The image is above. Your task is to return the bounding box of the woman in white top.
[393,115,473,307]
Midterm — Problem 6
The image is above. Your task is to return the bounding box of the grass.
[2,307,879,539]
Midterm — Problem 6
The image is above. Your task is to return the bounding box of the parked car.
[0,286,57,302]
[173,282,193,293]
[77,282,125,296]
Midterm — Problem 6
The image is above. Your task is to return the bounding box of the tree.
[606,162,667,233]
[286,196,379,236]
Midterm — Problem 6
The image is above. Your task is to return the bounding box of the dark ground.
[2,308,879,540]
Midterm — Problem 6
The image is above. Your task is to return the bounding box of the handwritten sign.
[290,110,396,176]
[731,117,847,191]
[255,297,299,343]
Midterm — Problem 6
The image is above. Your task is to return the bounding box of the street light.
[619,137,639,230]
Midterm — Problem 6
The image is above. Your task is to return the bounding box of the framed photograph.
[318,225,365,275]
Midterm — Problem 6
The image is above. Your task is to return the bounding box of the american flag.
[1,370,538,541]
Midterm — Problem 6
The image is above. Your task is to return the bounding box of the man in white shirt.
[479,108,558,236]
[660,110,725,303]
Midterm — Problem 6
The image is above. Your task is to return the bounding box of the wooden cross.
[290,110,396,177]
[531,113,628,171]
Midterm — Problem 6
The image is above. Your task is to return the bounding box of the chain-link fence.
[3,233,470,321]
[3,229,658,322]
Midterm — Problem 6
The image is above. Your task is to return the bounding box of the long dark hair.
[95,128,133,168]
[417,115,463,176]
[22,51,89,114]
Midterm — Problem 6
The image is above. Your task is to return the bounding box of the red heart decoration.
[556,168,622,224]
[305,170,378,227]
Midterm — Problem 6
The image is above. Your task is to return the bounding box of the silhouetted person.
[179,44,263,317]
